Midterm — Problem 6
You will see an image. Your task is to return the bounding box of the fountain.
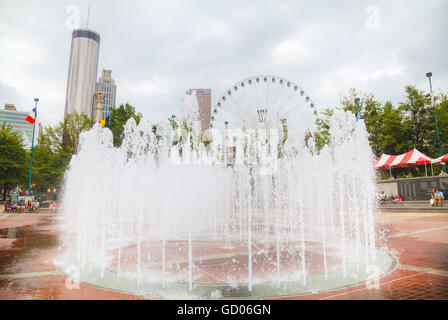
[56,77,395,299]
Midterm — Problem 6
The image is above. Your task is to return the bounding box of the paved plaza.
[0,210,447,300]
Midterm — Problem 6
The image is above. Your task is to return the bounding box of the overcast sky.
[0,0,447,127]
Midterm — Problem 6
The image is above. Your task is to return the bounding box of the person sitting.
[11,201,18,213]
[393,194,403,202]
[33,199,39,213]
[378,191,386,206]
[439,170,448,176]
[18,200,25,213]
[52,201,57,213]
[434,189,444,207]
[4,201,11,213]
[429,195,435,207]
[27,200,33,213]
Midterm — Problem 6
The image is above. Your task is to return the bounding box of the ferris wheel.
[210,76,320,139]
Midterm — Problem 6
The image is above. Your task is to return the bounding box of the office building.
[95,69,117,119]
[93,91,106,122]
[187,89,211,132]
[0,104,38,148]
[64,28,100,118]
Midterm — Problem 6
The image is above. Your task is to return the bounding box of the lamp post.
[355,97,361,122]
[426,72,444,171]
[28,98,38,195]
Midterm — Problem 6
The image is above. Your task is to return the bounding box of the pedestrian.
[52,201,57,213]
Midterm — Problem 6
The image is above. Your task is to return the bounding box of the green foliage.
[32,112,94,191]
[339,88,384,156]
[313,108,332,152]
[398,85,435,155]
[337,85,448,178]
[434,92,448,154]
[110,103,142,147]
[0,124,29,198]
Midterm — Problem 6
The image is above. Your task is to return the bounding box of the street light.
[28,98,38,195]
[426,72,444,171]
[355,97,361,122]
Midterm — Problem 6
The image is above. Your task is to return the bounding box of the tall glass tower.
[95,69,117,119]
[64,28,100,118]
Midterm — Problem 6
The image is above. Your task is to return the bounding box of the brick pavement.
[0,211,447,300]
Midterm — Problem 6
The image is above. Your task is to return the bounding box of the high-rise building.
[187,89,211,132]
[93,92,106,122]
[0,104,38,148]
[64,28,100,119]
[95,69,117,120]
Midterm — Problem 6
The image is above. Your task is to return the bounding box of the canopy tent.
[373,148,434,176]
[388,148,433,167]
[373,154,397,170]
[430,153,448,164]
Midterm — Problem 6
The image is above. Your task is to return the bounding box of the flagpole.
[27,98,38,195]
[355,97,361,121]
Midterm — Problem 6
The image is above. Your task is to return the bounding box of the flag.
[98,118,106,127]
[25,107,37,124]
[356,109,361,122]
[306,128,312,138]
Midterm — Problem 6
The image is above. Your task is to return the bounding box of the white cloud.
[0,0,446,127]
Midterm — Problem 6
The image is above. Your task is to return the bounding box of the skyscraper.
[187,89,211,132]
[64,28,100,118]
[93,91,106,122]
[95,69,117,120]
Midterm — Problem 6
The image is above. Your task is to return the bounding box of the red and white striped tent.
[387,148,433,168]
[373,154,397,170]
[373,148,434,175]
[431,153,448,164]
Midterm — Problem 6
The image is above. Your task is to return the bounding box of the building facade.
[95,69,116,119]
[64,28,100,118]
[93,92,106,122]
[187,89,211,132]
[0,104,38,149]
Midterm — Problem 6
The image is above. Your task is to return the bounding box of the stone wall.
[378,176,448,201]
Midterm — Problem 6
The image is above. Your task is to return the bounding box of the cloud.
[0,0,446,127]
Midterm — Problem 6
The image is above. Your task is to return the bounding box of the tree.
[313,108,333,152]
[339,88,384,156]
[110,103,142,147]
[0,125,29,199]
[375,101,407,155]
[32,112,94,191]
[399,85,434,155]
[433,92,448,156]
